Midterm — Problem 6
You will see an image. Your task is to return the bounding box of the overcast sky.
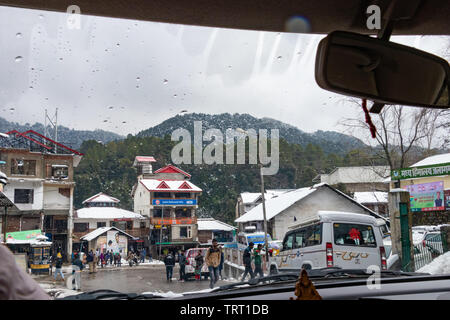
[0,5,448,138]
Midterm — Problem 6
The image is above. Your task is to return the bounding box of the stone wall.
[412,211,450,226]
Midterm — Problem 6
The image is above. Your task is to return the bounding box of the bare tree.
[339,101,443,170]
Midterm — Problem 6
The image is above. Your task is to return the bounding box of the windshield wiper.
[58,289,160,300]
[211,273,300,293]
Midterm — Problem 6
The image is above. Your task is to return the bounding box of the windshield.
[0,4,449,301]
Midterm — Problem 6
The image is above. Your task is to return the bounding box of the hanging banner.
[445,189,450,211]
[405,181,445,212]
[391,163,450,180]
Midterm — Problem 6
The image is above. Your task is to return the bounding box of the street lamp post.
[259,164,269,264]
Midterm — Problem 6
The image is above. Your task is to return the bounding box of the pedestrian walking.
[53,252,64,281]
[164,252,175,282]
[140,248,146,263]
[194,251,204,281]
[241,242,255,281]
[205,239,222,289]
[219,249,224,280]
[100,251,105,268]
[87,250,94,274]
[93,250,98,273]
[117,252,122,267]
[253,244,264,278]
[148,251,153,262]
[71,252,83,291]
[178,250,186,281]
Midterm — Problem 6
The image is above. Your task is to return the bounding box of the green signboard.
[5,229,42,241]
[391,162,450,180]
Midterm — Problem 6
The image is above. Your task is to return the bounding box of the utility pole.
[44,108,58,152]
[259,164,269,264]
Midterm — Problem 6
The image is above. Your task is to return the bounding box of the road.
[39,264,234,295]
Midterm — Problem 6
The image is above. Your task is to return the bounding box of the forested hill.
[0,116,123,150]
[74,135,383,225]
[136,113,367,155]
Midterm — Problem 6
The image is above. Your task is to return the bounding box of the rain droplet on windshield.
[277,55,283,60]
[108,106,114,109]
[16,33,22,38]
[136,77,140,81]
[163,79,168,84]
[15,56,23,62]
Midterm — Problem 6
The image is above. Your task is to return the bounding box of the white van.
[270,211,386,274]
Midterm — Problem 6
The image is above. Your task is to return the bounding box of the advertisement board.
[391,163,450,180]
[405,181,445,212]
[6,229,42,241]
[445,189,450,211]
[152,199,197,206]
[106,230,127,255]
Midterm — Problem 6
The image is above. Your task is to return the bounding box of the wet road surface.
[78,265,233,294]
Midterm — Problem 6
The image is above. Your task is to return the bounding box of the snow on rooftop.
[80,227,137,241]
[0,133,9,138]
[235,187,315,223]
[411,153,450,167]
[76,207,144,220]
[354,192,388,204]
[82,192,120,204]
[140,179,202,192]
[240,189,292,204]
[197,218,236,231]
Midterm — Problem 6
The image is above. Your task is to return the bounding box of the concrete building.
[0,130,83,259]
[313,166,390,192]
[389,153,450,225]
[353,191,389,217]
[131,156,202,256]
[197,218,236,246]
[235,189,294,220]
[235,183,386,241]
[73,192,147,253]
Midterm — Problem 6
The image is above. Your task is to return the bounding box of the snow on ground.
[417,251,450,274]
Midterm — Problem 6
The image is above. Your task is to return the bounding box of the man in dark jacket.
[241,242,254,281]
[87,250,94,273]
[71,252,84,291]
[178,251,187,281]
[53,253,64,281]
[163,252,175,282]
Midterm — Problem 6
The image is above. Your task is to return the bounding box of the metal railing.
[406,233,445,271]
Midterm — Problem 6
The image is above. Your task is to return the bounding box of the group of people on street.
[241,242,265,281]
[163,239,225,289]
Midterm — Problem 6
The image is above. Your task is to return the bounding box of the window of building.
[175,192,191,198]
[11,159,36,176]
[154,192,171,198]
[74,223,89,232]
[51,165,68,179]
[14,189,34,204]
[175,208,191,218]
[180,226,188,238]
[126,221,133,230]
[97,222,106,228]
[54,219,68,232]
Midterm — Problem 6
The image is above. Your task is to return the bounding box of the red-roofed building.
[131,157,202,257]
[0,130,83,260]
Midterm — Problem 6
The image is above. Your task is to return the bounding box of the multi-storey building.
[0,130,83,259]
[131,156,202,256]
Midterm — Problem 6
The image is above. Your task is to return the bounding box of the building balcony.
[150,217,197,226]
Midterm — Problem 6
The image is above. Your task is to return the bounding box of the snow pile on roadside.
[417,252,450,274]
[141,290,184,298]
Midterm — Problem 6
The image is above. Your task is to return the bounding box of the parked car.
[270,211,386,274]
[184,248,209,280]
[382,238,400,270]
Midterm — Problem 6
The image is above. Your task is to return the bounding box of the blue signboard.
[152,199,197,206]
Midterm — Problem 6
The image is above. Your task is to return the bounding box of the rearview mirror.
[315,31,449,109]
